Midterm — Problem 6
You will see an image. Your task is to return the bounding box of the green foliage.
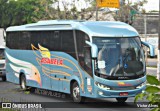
[146,86,160,93]
[24,91,30,94]
[134,93,146,102]
[0,0,96,28]
[0,0,54,28]
[135,75,160,111]
[147,75,160,85]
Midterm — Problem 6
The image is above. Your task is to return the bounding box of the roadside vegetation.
[135,75,160,111]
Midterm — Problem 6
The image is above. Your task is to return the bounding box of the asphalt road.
[0,79,152,111]
[146,58,157,76]
[146,58,157,67]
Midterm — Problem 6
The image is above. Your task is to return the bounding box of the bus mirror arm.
[85,41,98,59]
[141,41,155,57]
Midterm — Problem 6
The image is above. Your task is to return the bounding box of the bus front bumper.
[94,85,146,98]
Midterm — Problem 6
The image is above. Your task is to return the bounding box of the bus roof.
[6,20,139,37]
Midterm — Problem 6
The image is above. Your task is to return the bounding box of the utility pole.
[96,6,98,21]
[157,0,160,80]
[144,14,148,66]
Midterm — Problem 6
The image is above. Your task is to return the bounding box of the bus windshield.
[0,49,5,59]
[93,37,145,78]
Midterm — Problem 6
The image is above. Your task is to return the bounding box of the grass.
[0,108,20,111]
[146,65,157,68]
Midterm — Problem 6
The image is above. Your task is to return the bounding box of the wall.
[0,28,5,46]
[132,14,159,34]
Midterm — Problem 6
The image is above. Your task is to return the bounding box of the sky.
[53,0,90,11]
[143,0,159,12]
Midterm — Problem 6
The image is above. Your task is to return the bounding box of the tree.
[113,0,148,25]
[0,0,12,28]
[0,0,54,28]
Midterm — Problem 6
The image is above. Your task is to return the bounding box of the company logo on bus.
[41,58,63,65]
[117,82,132,86]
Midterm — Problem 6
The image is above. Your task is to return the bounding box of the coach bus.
[5,20,154,102]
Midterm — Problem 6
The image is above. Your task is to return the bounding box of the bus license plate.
[119,92,128,96]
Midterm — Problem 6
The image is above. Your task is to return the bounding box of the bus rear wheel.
[116,97,128,102]
[71,81,85,103]
[20,75,27,90]
[2,76,6,81]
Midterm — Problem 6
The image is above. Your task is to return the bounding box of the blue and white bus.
[5,20,154,102]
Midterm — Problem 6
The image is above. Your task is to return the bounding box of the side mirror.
[141,41,155,57]
[85,41,98,59]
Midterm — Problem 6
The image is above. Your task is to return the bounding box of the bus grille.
[111,87,135,90]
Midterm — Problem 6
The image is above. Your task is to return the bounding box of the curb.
[146,67,157,69]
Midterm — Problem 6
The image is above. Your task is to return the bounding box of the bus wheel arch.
[19,73,27,90]
[70,79,85,103]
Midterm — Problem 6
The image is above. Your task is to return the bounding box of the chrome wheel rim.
[73,86,80,99]
[21,79,25,89]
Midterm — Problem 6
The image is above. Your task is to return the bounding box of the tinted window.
[61,30,76,58]
[6,30,76,59]
[50,31,61,51]
[20,32,31,49]
[30,31,51,50]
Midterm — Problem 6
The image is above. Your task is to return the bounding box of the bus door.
[76,30,94,94]
[79,45,93,94]
[83,46,93,94]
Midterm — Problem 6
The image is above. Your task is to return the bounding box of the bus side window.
[61,30,76,59]
[50,31,61,51]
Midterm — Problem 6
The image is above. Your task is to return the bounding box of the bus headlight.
[136,81,146,89]
[95,82,110,90]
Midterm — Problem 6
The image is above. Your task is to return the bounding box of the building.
[0,28,5,46]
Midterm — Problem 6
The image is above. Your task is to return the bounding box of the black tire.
[71,81,85,103]
[20,75,27,90]
[116,97,128,102]
[2,76,6,81]
[150,56,155,58]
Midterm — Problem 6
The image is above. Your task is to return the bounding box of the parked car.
[0,46,6,81]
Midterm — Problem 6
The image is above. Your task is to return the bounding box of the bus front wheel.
[116,97,128,102]
[71,81,85,103]
[20,75,27,90]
